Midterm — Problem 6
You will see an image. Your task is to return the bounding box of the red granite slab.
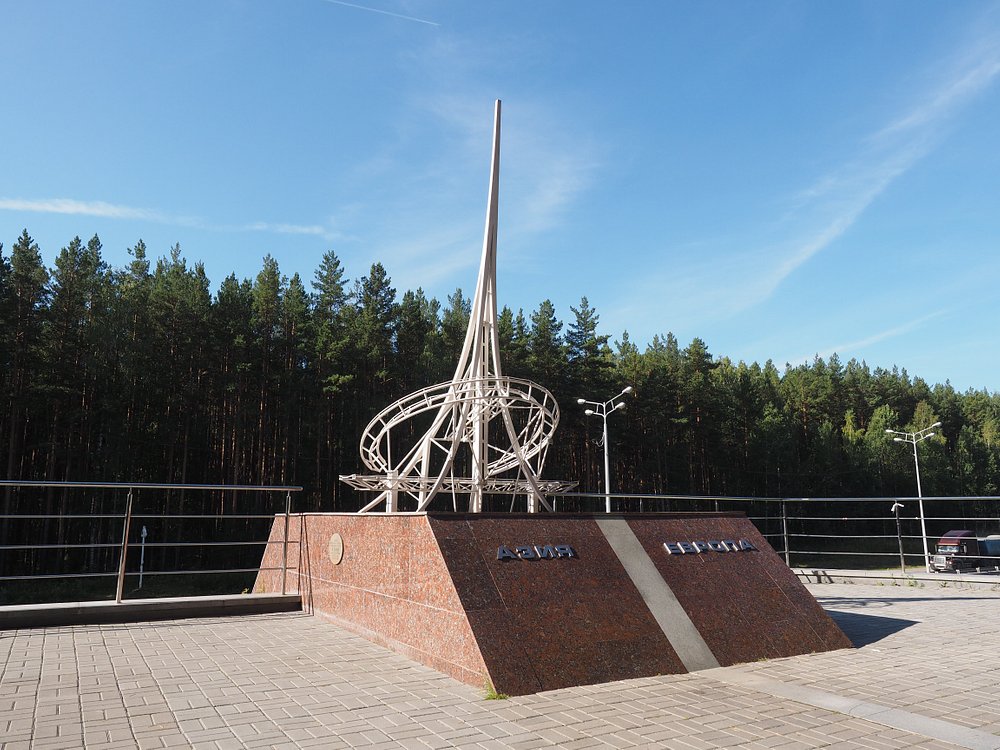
[256,511,850,696]
[626,515,853,663]
[257,513,490,686]
[427,514,686,693]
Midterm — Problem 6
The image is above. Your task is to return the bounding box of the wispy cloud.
[753,146,921,301]
[327,93,602,296]
[874,33,1000,142]
[233,221,329,237]
[365,222,481,291]
[0,196,338,240]
[614,15,1000,336]
[512,149,599,235]
[317,0,439,27]
[788,309,948,365]
[421,95,602,238]
[0,197,167,221]
[759,22,1000,298]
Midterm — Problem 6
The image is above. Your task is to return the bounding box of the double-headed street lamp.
[578,386,633,513]
[886,421,941,572]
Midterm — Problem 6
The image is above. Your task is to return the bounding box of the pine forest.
[2,230,1000,596]
[5,229,1000,502]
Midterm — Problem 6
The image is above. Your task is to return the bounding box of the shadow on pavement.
[815,595,1000,608]
[824,609,916,647]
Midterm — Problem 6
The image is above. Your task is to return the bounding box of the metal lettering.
[498,543,576,559]
[661,539,757,554]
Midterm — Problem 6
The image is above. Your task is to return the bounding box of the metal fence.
[0,481,302,604]
[550,492,1000,574]
[4,485,1000,605]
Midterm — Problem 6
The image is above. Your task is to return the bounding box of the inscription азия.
[663,539,756,555]
[497,544,576,560]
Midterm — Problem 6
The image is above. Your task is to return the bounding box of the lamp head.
[885,429,894,434]
[931,422,942,428]
[584,409,594,416]
[576,398,586,405]
[893,437,903,442]
[622,386,634,394]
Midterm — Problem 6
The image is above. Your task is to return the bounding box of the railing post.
[781,499,790,567]
[281,490,291,595]
[892,500,906,574]
[116,488,134,603]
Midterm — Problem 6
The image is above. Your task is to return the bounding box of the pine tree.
[277,273,311,484]
[352,262,398,397]
[566,296,612,395]
[251,255,284,483]
[441,288,471,363]
[310,250,353,508]
[396,288,437,389]
[2,232,49,548]
[527,299,564,388]
[213,272,254,489]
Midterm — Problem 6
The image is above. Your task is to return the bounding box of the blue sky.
[3,1,1000,392]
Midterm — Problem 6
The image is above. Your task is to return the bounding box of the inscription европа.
[663,539,756,554]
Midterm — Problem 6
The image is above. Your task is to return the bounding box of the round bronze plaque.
[328,533,344,565]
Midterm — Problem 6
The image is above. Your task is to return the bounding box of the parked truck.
[932,530,1000,573]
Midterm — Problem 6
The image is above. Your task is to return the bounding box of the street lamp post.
[578,386,633,513]
[886,422,941,573]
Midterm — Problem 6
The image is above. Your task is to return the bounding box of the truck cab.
[932,530,979,572]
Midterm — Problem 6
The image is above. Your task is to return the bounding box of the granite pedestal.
[255,512,850,695]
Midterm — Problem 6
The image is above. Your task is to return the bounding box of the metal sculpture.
[340,100,575,513]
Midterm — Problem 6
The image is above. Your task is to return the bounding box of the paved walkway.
[2,582,999,749]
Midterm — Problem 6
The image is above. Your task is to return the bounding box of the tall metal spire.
[340,100,574,512]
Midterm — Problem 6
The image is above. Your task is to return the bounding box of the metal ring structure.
[361,377,556,476]
[341,376,564,511]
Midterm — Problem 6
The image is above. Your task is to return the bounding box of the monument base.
[256,512,850,695]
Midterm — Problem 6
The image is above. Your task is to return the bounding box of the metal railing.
[548,492,1000,574]
[5,485,1000,604]
[0,481,302,604]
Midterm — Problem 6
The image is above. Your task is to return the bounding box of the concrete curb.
[793,567,1000,590]
[0,593,302,629]
[705,667,1000,750]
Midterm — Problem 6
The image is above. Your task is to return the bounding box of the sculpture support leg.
[385,470,398,513]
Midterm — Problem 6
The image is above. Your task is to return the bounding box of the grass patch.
[483,679,509,700]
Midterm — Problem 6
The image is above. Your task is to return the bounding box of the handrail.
[0,480,302,491]
[554,491,1000,503]
[0,481,303,604]
[553,491,1000,574]
[5,485,999,603]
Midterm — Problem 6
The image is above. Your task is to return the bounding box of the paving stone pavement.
[1,582,999,749]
